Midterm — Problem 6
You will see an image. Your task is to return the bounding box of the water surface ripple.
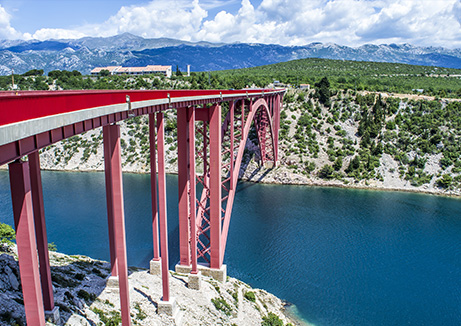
[0,171,459,325]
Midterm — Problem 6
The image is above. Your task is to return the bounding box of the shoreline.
[4,165,457,199]
[0,246,301,326]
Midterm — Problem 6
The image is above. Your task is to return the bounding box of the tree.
[318,164,334,179]
[333,157,343,171]
[261,313,284,326]
[99,69,110,77]
[23,69,44,76]
[0,223,15,245]
[437,174,452,188]
[315,76,331,106]
[176,65,182,77]
[48,70,62,79]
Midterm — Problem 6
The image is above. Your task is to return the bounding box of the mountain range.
[0,33,460,75]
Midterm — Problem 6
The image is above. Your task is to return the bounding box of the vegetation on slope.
[1,58,460,193]
[1,58,460,98]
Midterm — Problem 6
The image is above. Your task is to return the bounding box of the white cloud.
[1,0,461,48]
[0,5,22,39]
[85,0,208,41]
[28,28,87,41]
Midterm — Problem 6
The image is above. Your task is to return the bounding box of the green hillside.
[214,58,461,98]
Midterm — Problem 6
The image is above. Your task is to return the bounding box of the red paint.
[156,112,170,302]
[103,124,131,326]
[9,160,46,326]
[177,108,191,266]
[188,107,198,274]
[149,114,160,261]
[209,104,222,269]
[29,151,54,311]
[103,125,118,277]
[0,89,274,127]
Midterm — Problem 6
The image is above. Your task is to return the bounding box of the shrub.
[244,291,256,302]
[261,312,284,326]
[0,223,15,245]
[48,242,57,251]
[77,289,96,302]
[437,175,452,188]
[211,297,232,316]
[318,165,334,179]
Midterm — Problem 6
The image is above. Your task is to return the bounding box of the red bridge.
[0,89,284,325]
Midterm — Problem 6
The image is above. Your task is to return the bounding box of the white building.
[91,65,172,78]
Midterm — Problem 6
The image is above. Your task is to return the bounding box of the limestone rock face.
[0,246,298,326]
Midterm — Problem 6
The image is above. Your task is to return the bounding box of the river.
[0,170,460,325]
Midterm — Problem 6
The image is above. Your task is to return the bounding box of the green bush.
[261,312,284,326]
[211,297,232,316]
[318,165,334,179]
[437,174,453,188]
[244,291,256,302]
[0,223,15,245]
[48,242,57,251]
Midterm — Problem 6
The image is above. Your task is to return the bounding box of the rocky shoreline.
[5,161,456,198]
[0,245,302,326]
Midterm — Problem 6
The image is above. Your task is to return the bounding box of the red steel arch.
[176,96,281,273]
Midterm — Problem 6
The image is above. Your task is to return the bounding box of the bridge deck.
[0,89,283,166]
[0,89,279,146]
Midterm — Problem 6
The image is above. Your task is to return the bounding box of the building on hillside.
[90,65,172,78]
[299,84,310,90]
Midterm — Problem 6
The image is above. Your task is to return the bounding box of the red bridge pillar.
[156,111,179,316]
[103,124,131,326]
[209,104,222,270]
[149,113,161,275]
[29,151,58,321]
[187,106,198,275]
[9,160,46,326]
[177,108,191,267]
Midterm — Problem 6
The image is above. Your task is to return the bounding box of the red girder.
[182,96,282,269]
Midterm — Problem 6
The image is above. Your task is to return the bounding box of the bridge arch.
[178,96,281,273]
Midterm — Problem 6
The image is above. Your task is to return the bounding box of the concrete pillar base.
[264,161,275,169]
[149,258,162,276]
[158,296,178,316]
[175,263,227,282]
[174,264,191,274]
[45,306,60,324]
[106,276,119,289]
[188,272,201,290]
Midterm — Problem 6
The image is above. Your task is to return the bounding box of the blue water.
[1,170,460,325]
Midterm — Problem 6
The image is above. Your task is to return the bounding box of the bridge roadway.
[0,89,284,325]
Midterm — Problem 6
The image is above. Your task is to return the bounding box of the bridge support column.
[103,124,131,326]
[149,113,161,275]
[177,108,191,267]
[187,106,198,276]
[9,160,46,326]
[29,151,60,323]
[274,94,281,163]
[156,111,177,316]
[209,104,222,270]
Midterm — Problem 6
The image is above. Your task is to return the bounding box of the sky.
[0,0,460,48]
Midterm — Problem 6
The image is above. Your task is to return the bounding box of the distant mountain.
[0,33,459,75]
